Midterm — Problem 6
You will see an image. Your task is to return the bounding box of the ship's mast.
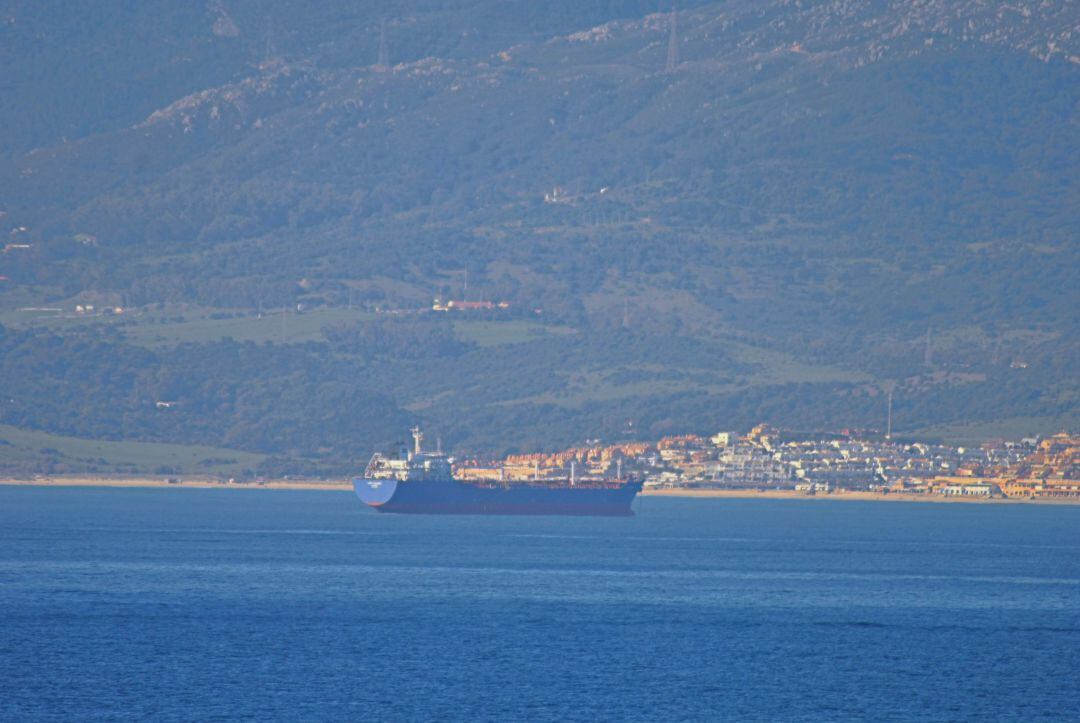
[411,426,424,458]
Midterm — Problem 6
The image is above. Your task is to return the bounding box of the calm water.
[1,488,1078,721]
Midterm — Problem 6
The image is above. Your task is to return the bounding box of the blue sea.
[1,488,1078,721]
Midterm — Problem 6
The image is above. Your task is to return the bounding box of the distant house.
[710,432,735,447]
[938,483,994,497]
[155,401,178,409]
[432,299,509,312]
[543,186,572,204]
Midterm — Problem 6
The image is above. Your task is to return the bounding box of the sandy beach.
[0,475,351,491]
[2,475,1077,504]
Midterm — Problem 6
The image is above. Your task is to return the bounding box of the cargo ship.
[353,428,641,516]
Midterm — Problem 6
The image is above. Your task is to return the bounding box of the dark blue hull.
[353,477,641,516]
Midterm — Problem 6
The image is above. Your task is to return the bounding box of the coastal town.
[7,427,1077,504]
[455,427,1080,502]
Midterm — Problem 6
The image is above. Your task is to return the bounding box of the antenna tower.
[886,387,893,439]
[264,19,274,63]
[666,7,679,72]
[376,19,389,70]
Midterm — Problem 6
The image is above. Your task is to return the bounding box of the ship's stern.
[352,477,398,509]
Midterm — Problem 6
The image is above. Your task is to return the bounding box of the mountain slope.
[0,0,1076,468]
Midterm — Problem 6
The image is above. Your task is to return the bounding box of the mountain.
[0,0,669,155]
[0,1,1076,474]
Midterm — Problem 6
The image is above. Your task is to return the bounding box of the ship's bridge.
[408,453,453,481]
[364,426,452,481]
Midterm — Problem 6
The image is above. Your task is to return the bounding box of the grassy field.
[728,342,870,385]
[121,308,378,346]
[489,338,867,409]
[0,304,380,346]
[0,424,264,475]
[451,319,577,347]
[911,416,1076,446]
[2,304,580,350]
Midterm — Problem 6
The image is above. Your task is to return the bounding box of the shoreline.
[0,476,349,491]
[2,476,1077,505]
[642,488,1080,505]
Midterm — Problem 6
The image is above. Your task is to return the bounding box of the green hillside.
[0,423,263,476]
[0,1,1076,472]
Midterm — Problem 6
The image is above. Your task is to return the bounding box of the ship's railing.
[363,453,384,478]
[458,475,636,489]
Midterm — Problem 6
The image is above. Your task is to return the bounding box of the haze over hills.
[0,1,1076,475]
